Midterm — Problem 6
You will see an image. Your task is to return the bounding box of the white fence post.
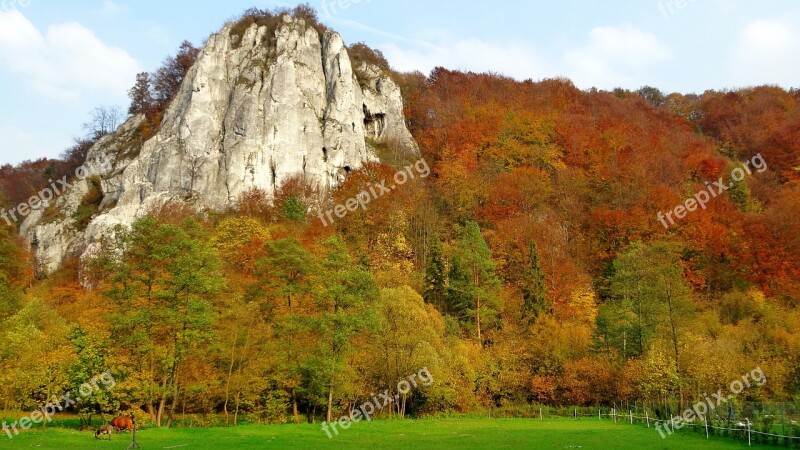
[747,418,751,446]
[511,407,795,444]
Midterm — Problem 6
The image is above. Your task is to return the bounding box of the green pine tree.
[522,240,550,322]
[445,221,500,346]
[424,238,447,312]
[282,195,307,222]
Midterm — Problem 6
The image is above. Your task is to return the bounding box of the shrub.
[234,187,274,219]
[348,42,391,90]
[348,42,390,73]
[366,137,417,168]
[152,41,200,105]
[282,196,306,222]
[41,203,65,225]
[273,174,323,221]
[229,4,327,49]
[255,390,289,424]
[72,176,103,231]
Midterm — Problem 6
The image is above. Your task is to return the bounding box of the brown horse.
[111,416,134,432]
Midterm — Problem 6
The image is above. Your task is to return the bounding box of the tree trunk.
[326,383,334,423]
[42,384,51,429]
[233,390,241,426]
[2,397,9,426]
[476,296,482,347]
[622,331,627,359]
[665,283,683,408]
[157,361,178,428]
[146,404,157,424]
[166,383,180,428]
[233,321,254,426]
[156,372,172,427]
[223,328,239,426]
[636,283,644,354]
[156,394,167,427]
[292,388,300,424]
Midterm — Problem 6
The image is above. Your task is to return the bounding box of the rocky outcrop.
[21,14,418,274]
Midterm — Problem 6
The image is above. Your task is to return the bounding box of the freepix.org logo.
[0,0,31,12]
[321,367,433,439]
[318,158,431,227]
[655,367,766,439]
[657,153,767,229]
[3,371,115,439]
[1,157,111,226]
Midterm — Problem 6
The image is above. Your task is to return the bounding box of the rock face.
[21,15,418,274]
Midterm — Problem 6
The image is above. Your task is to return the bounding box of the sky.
[0,0,798,165]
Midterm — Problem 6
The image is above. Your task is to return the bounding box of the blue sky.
[1,0,798,165]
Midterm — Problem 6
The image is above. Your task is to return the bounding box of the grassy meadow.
[0,417,775,449]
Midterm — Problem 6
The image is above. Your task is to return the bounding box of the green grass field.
[0,418,774,449]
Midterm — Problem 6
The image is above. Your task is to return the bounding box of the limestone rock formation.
[21,14,418,274]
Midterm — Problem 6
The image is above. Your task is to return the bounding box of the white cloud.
[382,37,550,80]
[366,22,670,90]
[561,25,672,89]
[728,19,800,88]
[0,9,139,102]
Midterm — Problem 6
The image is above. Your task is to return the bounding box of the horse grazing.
[111,416,134,432]
[95,424,113,440]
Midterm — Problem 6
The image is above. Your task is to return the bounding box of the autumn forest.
[1,6,799,433]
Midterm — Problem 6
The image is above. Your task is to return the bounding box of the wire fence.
[520,403,800,447]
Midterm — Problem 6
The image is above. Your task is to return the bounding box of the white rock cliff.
[21,15,418,274]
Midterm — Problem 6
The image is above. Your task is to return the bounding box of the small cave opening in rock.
[322,147,328,162]
[344,165,351,173]
[362,104,387,140]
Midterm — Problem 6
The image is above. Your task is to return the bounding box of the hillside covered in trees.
[1,6,799,427]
